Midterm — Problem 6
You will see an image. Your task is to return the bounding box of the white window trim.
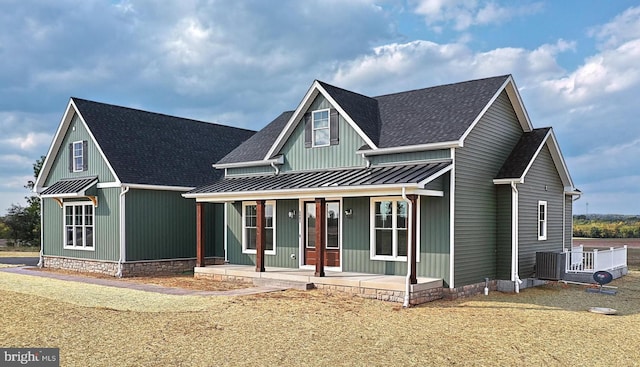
[538,200,547,241]
[312,108,330,148]
[369,196,420,262]
[63,201,95,251]
[72,140,84,172]
[242,201,276,255]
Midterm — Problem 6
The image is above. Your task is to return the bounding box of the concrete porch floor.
[194,264,443,292]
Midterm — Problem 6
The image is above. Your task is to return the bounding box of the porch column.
[408,195,418,284]
[196,202,205,267]
[256,200,266,272]
[315,198,326,277]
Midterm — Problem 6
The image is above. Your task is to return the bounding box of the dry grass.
[0,251,39,257]
[1,270,640,366]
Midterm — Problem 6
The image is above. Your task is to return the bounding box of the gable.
[277,94,367,172]
[43,113,116,186]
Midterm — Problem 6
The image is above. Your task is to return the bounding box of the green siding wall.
[419,176,451,284]
[454,91,524,287]
[495,184,512,280]
[44,114,115,186]
[517,145,564,278]
[279,95,367,172]
[42,187,120,261]
[226,166,273,176]
[226,200,299,267]
[369,150,450,166]
[125,189,222,261]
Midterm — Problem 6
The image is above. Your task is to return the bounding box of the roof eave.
[358,141,462,156]
[214,155,284,169]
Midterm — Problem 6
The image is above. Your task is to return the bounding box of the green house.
[185,75,580,298]
[34,98,254,276]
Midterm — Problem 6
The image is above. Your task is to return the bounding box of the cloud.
[412,0,543,31]
[1,132,51,151]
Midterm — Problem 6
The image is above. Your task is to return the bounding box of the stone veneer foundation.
[194,271,498,305]
[42,256,224,277]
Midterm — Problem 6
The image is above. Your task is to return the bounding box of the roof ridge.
[373,74,511,99]
[71,97,255,133]
[316,80,376,100]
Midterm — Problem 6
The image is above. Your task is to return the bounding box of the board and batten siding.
[369,150,450,166]
[226,165,274,176]
[454,91,524,287]
[516,144,564,278]
[278,95,367,172]
[226,199,299,268]
[42,187,120,261]
[125,189,223,261]
[44,114,115,186]
[341,193,450,281]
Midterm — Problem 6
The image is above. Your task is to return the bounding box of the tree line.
[0,156,44,247]
[573,214,640,238]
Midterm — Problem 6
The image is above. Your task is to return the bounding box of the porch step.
[253,278,315,290]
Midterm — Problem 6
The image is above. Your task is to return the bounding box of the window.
[370,198,416,261]
[242,201,276,254]
[312,109,330,147]
[73,141,84,172]
[538,201,547,240]
[64,202,94,250]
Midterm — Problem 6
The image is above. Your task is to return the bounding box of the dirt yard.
[1,268,639,366]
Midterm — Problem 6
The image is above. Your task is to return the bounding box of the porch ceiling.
[186,161,451,199]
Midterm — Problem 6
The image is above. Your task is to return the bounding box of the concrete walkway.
[0,266,285,297]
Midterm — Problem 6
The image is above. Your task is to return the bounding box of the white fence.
[565,244,628,273]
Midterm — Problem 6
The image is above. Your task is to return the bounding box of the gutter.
[116,185,130,277]
[213,155,284,170]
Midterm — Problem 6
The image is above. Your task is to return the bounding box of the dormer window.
[69,140,88,172]
[304,108,339,148]
[312,109,330,147]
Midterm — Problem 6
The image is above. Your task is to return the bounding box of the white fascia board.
[414,189,444,197]
[264,80,378,159]
[35,99,121,192]
[123,183,194,192]
[459,76,533,145]
[184,183,422,202]
[358,141,461,156]
[417,164,453,187]
[213,156,284,169]
[493,178,524,185]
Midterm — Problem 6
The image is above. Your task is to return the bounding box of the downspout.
[270,161,280,176]
[224,202,229,263]
[401,186,413,308]
[361,153,371,169]
[510,182,522,293]
[37,195,44,268]
[116,185,130,278]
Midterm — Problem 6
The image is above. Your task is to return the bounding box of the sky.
[1,0,639,215]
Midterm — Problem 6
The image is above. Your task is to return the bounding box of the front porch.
[195,264,444,304]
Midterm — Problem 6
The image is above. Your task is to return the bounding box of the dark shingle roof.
[375,75,509,147]
[216,75,511,165]
[188,161,451,195]
[72,98,255,187]
[495,128,551,179]
[216,111,293,164]
[318,81,382,145]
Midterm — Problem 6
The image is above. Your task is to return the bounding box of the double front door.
[304,201,340,267]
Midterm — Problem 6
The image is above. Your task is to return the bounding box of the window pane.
[266,229,274,251]
[66,227,74,246]
[85,227,93,247]
[75,227,83,247]
[326,203,339,249]
[75,207,83,225]
[85,205,93,225]
[313,110,329,127]
[313,129,329,146]
[306,203,316,249]
[398,229,408,256]
[246,228,257,250]
[397,201,408,229]
[375,201,392,228]
[65,206,73,225]
[376,229,392,256]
